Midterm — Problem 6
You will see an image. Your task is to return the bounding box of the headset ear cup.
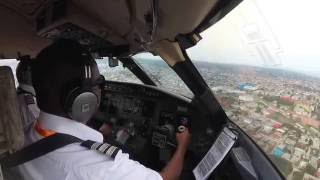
[63,84,99,123]
[71,91,98,123]
[61,65,100,122]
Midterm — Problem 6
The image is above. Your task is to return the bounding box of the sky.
[186,0,320,77]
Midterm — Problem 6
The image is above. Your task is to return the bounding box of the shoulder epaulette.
[80,140,120,158]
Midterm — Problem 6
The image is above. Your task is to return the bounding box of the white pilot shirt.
[16,111,163,180]
[17,83,40,131]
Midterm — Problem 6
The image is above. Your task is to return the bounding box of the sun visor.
[153,40,185,67]
[152,0,220,41]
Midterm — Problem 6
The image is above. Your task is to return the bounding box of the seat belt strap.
[0,134,121,169]
[0,133,81,169]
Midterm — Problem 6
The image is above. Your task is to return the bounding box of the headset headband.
[84,65,92,79]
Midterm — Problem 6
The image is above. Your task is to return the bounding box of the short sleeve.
[70,150,163,180]
[112,151,163,180]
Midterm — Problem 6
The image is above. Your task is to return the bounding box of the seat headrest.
[0,66,24,154]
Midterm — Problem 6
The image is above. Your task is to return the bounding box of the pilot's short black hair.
[32,39,95,112]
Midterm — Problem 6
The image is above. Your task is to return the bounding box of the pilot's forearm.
[160,145,187,180]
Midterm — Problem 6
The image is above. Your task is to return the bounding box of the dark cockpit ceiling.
[0,0,241,59]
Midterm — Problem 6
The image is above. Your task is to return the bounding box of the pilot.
[16,60,40,131]
[17,39,191,180]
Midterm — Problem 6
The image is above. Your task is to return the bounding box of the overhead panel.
[72,0,131,38]
[0,0,241,59]
[0,0,44,16]
[0,4,50,58]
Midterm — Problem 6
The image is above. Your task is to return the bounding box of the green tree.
[256,106,262,114]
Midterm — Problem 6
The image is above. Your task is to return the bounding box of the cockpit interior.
[0,0,288,180]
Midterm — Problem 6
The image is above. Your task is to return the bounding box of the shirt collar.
[38,111,103,142]
[18,83,36,96]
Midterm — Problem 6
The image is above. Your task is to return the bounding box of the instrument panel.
[97,81,192,151]
[100,81,191,123]
[88,81,216,169]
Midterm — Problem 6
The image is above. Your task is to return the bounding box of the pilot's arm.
[160,129,191,180]
[109,129,191,180]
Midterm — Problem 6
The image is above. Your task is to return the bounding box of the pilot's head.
[32,39,104,123]
[16,60,32,86]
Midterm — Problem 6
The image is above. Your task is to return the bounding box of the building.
[301,118,320,128]
[239,83,257,91]
[302,173,318,180]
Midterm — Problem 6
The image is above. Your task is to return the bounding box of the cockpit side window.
[0,59,19,85]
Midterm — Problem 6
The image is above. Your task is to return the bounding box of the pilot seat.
[0,66,25,180]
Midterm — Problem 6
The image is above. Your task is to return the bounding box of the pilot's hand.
[99,123,113,140]
[176,129,191,149]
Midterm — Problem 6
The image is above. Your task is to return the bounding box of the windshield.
[96,58,143,84]
[186,0,320,179]
[133,54,193,97]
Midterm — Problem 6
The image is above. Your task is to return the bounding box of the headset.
[62,63,105,123]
